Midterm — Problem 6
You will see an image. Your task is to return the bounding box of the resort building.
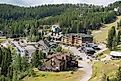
[62,33,93,46]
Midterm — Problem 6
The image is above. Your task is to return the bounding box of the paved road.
[69,47,92,81]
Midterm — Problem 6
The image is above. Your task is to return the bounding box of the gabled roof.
[47,53,69,60]
[110,51,121,57]
[43,54,67,70]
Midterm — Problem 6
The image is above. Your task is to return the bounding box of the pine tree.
[0,48,2,65]
[31,50,40,68]
[107,26,116,50]
[1,47,12,76]
[117,30,121,45]
[31,50,44,68]
[15,54,22,71]
[117,67,121,81]
[21,56,29,72]
[0,75,6,81]
[12,70,18,81]
[112,36,117,50]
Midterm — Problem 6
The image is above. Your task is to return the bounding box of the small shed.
[110,51,121,59]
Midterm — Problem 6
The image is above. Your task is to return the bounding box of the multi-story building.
[62,33,93,46]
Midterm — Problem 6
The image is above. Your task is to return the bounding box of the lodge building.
[40,53,78,71]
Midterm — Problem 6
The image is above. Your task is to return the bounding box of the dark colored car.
[92,46,101,50]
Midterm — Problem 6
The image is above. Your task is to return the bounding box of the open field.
[92,16,121,43]
[23,69,84,81]
[89,60,121,81]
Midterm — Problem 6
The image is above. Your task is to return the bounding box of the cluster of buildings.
[48,25,100,56]
[1,39,52,58]
[0,25,101,72]
[49,25,93,47]
[1,39,78,72]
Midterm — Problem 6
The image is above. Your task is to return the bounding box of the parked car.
[92,46,101,50]
[78,57,83,60]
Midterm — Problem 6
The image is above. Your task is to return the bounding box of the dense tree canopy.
[0,1,121,37]
[31,50,45,68]
[0,47,32,81]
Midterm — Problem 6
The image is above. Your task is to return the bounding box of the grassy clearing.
[0,37,6,43]
[92,16,121,43]
[89,60,121,81]
[113,45,121,51]
[96,49,110,59]
[96,45,121,60]
[23,69,84,81]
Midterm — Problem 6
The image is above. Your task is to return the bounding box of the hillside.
[1,1,121,81]
[92,16,121,43]
[0,1,119,34]
[0,1,121,42]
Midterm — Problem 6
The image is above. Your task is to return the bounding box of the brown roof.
[42,53,69,70]
[47,53,69,59]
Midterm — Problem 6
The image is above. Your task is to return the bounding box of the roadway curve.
[70,47,92,81]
